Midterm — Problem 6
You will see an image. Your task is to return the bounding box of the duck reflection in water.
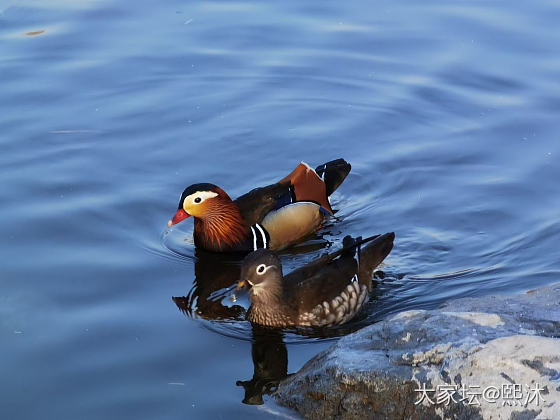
[236,326,290,405]
[172,249,245,320]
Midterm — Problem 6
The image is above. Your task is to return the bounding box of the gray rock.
[274,283,560,419]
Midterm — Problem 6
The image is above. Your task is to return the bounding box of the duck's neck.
[248,295,290,328]
[193,200,250,252]
[247,282,295,327]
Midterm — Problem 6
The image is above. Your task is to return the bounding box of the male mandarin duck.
[167,159,351,253]
[237,232,395,328]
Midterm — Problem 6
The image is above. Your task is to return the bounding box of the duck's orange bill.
[168,209,190,227]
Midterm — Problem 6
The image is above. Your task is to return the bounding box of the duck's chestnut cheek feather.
[168,209,190,227]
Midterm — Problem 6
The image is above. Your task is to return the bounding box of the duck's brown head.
[238,249,284,300]
[168,183,232,227]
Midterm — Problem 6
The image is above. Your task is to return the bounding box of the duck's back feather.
[234,183,290,226]
[235,160,341,226]
[278,162,333,214]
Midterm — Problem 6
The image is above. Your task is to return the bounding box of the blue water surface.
[1,0,560,418]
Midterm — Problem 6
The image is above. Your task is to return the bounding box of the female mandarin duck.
[237,232,395,328]
[168,159,351,253]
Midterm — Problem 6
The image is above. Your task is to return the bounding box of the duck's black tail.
[315,158,351,197]
[338,232,394,289]
[358,232,395,286]
[338,232,393,262]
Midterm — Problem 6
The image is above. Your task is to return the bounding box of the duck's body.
[238,232,395,328]
[168,159,351,253]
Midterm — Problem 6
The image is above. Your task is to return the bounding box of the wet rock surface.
[274,283,560,419]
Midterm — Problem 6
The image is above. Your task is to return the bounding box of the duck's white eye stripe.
[256,264,269,275]
[186,191,218,204]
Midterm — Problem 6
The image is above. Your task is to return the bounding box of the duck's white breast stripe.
[255,223,267,249]
[250,226,257,251]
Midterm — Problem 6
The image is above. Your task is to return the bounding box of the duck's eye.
[194,197,202,204]
[256,264,267,275]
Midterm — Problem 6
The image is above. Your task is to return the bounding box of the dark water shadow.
[236,326,290,406]
[173,249,246,321]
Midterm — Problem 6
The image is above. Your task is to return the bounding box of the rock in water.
[274,283,560,419]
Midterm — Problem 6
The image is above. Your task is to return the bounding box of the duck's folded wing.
[234,183,291,226]
[285,258,359,314]
[235,161,337,226]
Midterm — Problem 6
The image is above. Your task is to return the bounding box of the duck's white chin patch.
[250,283,263,296]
